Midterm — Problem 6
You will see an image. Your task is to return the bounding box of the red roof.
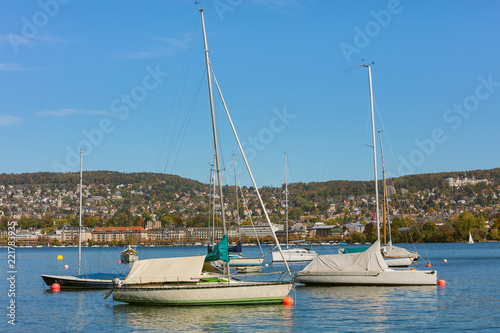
[92,226,146,233]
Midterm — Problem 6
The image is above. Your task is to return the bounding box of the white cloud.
[117,34,192,59]
[0,63,28,71]
[37,108,114,117]
[0,116,22,127]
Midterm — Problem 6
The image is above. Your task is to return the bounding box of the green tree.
[454,210,477,240]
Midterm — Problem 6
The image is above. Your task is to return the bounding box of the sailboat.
[468,231,474,244]
[378,132,417,267]
[295,64,437,286]
[120,194,139,264]
[111,8,292,305]
[41,150,126,289]
[272,154,317,262]
[228,155,263,272]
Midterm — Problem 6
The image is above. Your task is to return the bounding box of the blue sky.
[1,0,499,187]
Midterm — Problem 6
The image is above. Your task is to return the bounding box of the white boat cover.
[297,241,388,277]
[382,241,418,258]
[124,256,206,284]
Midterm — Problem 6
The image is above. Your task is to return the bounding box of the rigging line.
[322,72,348,181]
[158,13,199,172]
[237,181,264,257]
[165,70,205,174]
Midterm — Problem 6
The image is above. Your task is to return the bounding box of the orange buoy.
[51,283,61,292]
[437,279,446,286]
[64,265,69,269]
[443,259,447,263]
[411,267,416,271]
[117,260,122,264]
[282,296,294,306]
[426,263,431,268]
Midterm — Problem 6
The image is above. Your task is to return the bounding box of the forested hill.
[0,168,499,199]
[0,171,205,193]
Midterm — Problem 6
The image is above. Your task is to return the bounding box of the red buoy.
[443,259,447,263]
[117,260,122,264]
[437,279,446,287]
[282,296,294,306]
[426,263,431,268]
[64,265,69,269]
[51,283,61,292]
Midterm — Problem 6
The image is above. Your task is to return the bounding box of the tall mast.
[234,154,240,237]
[200,9,226,235]
[379,131,386,245]
[78,149,82,276]
[211,71,292,277]
[363,64,380,241]
[379,131,392,244]
[285,153,289,250]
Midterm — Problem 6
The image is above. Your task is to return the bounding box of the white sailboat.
[42,150,124,289]
[228,154,263,271]
[468,231,474,244]
[378,132,418,267]
[112,8,292,305]
[295,64,437,286]
[272,154,317,262]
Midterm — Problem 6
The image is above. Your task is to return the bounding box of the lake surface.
[2,242,499,332]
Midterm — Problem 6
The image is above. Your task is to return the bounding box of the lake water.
[2,242,499,332]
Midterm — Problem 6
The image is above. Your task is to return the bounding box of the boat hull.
[41,274,114,289]
[272,249,318,262]
[120,253,139,264]
[113,281,293,305]
[229,256,263,267]
[384,257,414,267]
[236,266,262,273]
[295,269,437,286]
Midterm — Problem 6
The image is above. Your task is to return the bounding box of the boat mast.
[363,64,380,241]
[210,70,292,277]
[78,149,82,276]
[378,131,387,245]
[200,9,226,236]
[234,154,240,238]
[379,131,392,244]
[285,153,289,250]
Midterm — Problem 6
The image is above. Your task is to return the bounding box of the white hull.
[295,269,437,286]
[272,249,318,262]
[384,257,413,267]
[236,266,262,273]
[229,256,263,267]
[113,281,292,305]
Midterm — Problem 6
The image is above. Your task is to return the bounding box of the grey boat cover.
[382,241,419,258]
[296,241,388,277]
[123,255,206,284]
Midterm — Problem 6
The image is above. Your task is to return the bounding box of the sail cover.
[297,241,388,277]
[382,242,419,258]
[123,256,206,284]
[205,235,229,263]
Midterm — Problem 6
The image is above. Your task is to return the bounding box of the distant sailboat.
[272,153,317,263]
[378,132,419,266]
[468,231,474,244]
